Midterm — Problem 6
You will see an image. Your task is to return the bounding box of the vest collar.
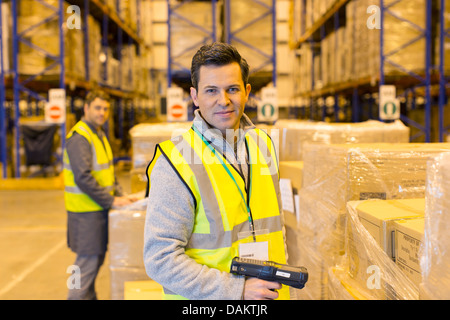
[192,110,255,154]
[81,118,104,137]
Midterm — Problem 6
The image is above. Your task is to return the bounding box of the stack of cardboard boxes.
[274,119,409,161]
[284,142,450,299]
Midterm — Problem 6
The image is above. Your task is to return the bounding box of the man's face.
[190,62,251,136]
[84,97,110,129]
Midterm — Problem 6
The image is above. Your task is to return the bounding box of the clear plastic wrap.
[109,198,147,268]
[290,143,450,300]
[273,119,410,161]
[109,198,149,299]
[420,152,450,299]
[339,201,419,300]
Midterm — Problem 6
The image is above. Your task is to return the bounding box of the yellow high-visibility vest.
[63,121,115,213]
[146,127,290,300]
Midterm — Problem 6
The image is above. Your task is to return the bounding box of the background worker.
[144,42,290,300]
[63,90,135,300]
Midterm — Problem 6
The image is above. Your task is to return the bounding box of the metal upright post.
[439,0,449,142]
[11,0,19,177]
[379,0,385,87]
[271,0,276,87]
[424,0,431,142]
[83,0,90,82]
[102,13,109,85]
[167,0,172,88]
[0,0,6,177]
[58,0,66,160]
[116,0,123,141]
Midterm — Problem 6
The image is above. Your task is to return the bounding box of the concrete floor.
[0,170,133,300]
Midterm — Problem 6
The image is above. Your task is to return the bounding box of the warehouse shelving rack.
[292,0,445,143]
[224,0,277,88]
[0,0,150,178]
[166,0,277,104]
[8,0,66,178]
[380,0,433,142]
[292,0,351,122]
[167,0,218,89]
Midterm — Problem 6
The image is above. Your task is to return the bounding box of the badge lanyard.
[192,126,256,241]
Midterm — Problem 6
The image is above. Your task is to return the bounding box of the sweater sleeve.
[66,132,115,209]
[143,155,245,300]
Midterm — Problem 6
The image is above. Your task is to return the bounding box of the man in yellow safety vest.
[144,42,291,300]
[63,90,135,300]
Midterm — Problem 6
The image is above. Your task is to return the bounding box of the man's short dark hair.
[85,90,110,107]
[191,42,250,90]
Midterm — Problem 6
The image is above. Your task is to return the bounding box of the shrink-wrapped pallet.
[336,200,420,300]
[109,198,149,299]
[420,152,450,299]
[273,119,409,161]
[291,143,450,300]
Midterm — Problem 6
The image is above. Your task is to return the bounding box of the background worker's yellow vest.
[147,127,290,300]
[63,121,115,213]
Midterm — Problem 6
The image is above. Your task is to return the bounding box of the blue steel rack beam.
[167,0,217,88]
[380,0,432,142]
[225,0,276,83]
[11,0,65,177]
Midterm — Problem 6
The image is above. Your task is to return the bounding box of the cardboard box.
[394,218,424,287]
[124,280,163,300]
[279,161,303,192]
[345,200,421,300]
[355,198,425,260]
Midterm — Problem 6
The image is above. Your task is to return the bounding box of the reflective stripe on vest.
[147,127,290,300]
[63,121,115,213]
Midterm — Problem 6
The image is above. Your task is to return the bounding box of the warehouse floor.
[0,168,133,300]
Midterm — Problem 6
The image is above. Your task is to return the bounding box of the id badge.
[238,229,270,261]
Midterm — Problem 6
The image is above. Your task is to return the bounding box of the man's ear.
[190,87,199,107]
[245,83,251,101]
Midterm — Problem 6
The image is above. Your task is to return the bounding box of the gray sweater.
[143,110,284,299]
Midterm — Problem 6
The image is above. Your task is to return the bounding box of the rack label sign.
[379,85,399,120]
[258,87,278,122]
[167,87,187,121]
[46,89,66,124]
